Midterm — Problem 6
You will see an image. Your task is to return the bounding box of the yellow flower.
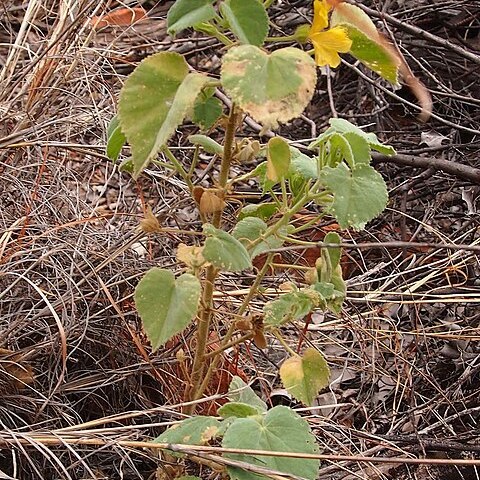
[308,0,352,68]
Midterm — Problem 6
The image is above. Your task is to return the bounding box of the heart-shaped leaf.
[264,289,320,326]
[220,0,268,47]
[135,268,201,351]
[221,45,316,129]
[280,348,330,406]
[321,162,388,230]
[203,224,252,271]
[193,95,223,130]
[118,52,209,177]
[167,0,216,36]
[222,405,319,480]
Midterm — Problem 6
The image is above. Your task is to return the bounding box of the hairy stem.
[185,105,238,412]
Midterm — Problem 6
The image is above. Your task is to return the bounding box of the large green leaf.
[321,162,388,230]
[280,348,330,406]
[106,115,126,161]
[331,3,400,84]
[222,405,320,480]
[118,52,208,177]
[233,217,284,259]
[203,224,252,271]
[220,0,268,47]
[221,45,316,129]
[135,268,201,351]
[154,416,221,445]
[167,0,216,36]
[228,376,267,413]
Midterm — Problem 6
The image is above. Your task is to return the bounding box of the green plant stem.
[163,146,194,192]
[185,105,238,413]
[197,251,274,393]
[273,329,298,357]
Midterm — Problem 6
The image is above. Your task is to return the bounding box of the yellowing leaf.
[266,137,291,182]
[280,348,330,405]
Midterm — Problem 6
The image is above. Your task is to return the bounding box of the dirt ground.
[0,0,479,479]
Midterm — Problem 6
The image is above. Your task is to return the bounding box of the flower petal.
[310,27,352,67]
[310,0,331,33]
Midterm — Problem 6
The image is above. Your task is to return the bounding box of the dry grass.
[0,0,479,478]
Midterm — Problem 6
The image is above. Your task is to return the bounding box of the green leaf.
[118,52,209,177]
[266,137,291,182]
[250,162,276,194]
[106,115,127,161]
[218,402,260,419]
[193,96,223,130]
[220,0,268,47]
[238,203,277,222]
[154,416,221,445]
[289,147,317,180]
[188,134,224,155]
[167,0,216,36]
[331,3,400,84]
[280,348,330,406]
[343,132,371,166]
[264,289,319,326]
[321,162,388,230]
[327,118,396,156]
[221,45,316,129]
[329,132,354,168]
[203,224,252,271]
[222,405,319,480]
[228,376,267,413]
[328,265,346,314]
[233,217,284,259]
[135,268,201,351]
[323,231,341,270]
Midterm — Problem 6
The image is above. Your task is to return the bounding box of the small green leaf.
[250,162,276,194]
[329,132,354,168]
[167,0,216,36]
[238,203,277,222]
[106,115,127,161]
[221,45,316,129]
[343,132,371,166]
[154,416,221,445]
[233,217,284,259]
[323,231,341,270]
[135,268,201,351]
[193,96,223,130]
[289,147,317,180]
[218,402,260,419]
[266,137,291,182]
[331,3,400,84]
[228,376,267,413]
[222,405,319,480]
[280,348,330,406]
[264,290,319,326]
[310,118,396,157]
[118,52,209,177]
[321,162,388,230]
[203,224,252,271]
[188,134,224,155]
[220,0,268,47]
